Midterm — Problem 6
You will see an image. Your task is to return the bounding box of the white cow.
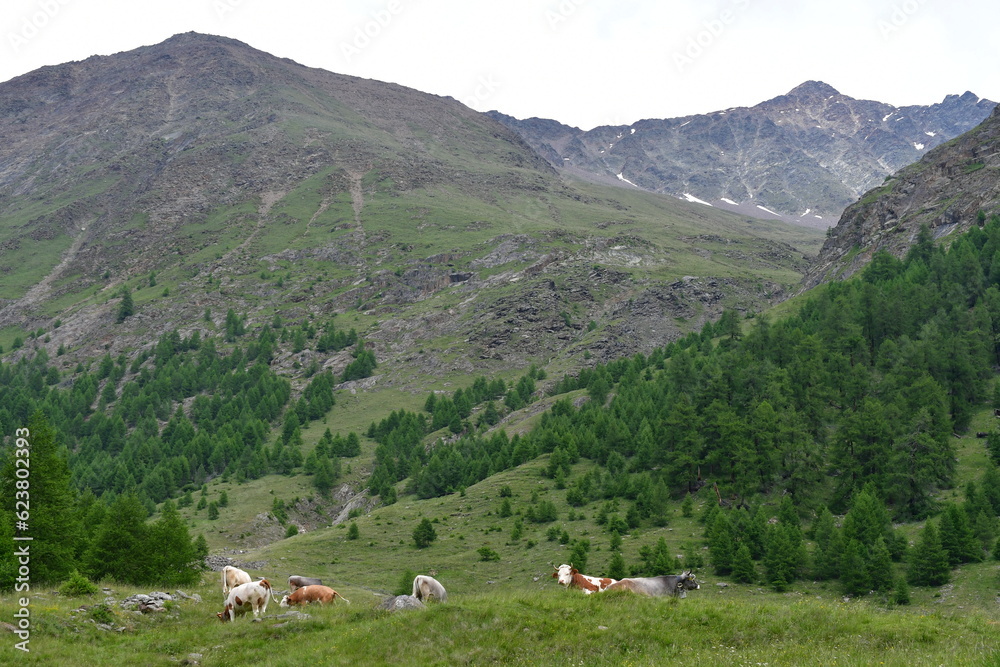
[217,579,272,622]
[412,574,447,603]
[222,565,252,599]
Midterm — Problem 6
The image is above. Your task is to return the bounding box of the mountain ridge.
[489,82,995,223]
[0,32,819,382]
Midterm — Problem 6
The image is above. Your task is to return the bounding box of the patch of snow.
[882,113,892,122]
[895,116,905,121]
[925,131,936,136]
[720,198,738,205]
[616,173,638,187]
[800,208,811,216]
[563,157,570,161]
[914,142,925,150]
[630,128,635,134]
[814,215,823,219]
[679,120,691,128]
[756,205,780,216]
[683,193,713,207]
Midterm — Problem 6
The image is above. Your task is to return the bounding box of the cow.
[551,564,616,594]
[279,584,349,607]
[217,579,272,622]
[412,574,448,603]
[287,575,324,592]
[603,571,701,598]
[221,565,252,599]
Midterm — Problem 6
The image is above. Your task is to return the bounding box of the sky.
[2,0,998,130]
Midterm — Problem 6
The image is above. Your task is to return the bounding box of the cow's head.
[279,595,290,608]
[678,571,700,591]
[217,603,233,622]
[553,563,575,586]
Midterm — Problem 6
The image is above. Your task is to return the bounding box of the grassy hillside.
[5,411,1000,665]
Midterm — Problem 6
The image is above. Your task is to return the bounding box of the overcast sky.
[3,0,997,130]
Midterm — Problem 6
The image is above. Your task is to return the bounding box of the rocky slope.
[802,104,1000,289]
[490,81,995,223]
[0,32,820,385]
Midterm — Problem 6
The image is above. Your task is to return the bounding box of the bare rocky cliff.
[802,105,1000,289]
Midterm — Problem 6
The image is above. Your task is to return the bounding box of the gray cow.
[603,570,700,598]
[288,575,324,592]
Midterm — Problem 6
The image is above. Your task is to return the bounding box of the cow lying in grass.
[217,579,272,621]
[287,575,323,592]
[412,575,447,603]
[603,571,700,598]
[279,584,349,607]
[552,564,617,594]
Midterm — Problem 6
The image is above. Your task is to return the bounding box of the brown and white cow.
[603,571,700,598]
[412,575,447,603]
[287,575,324,592]
[279,584,349,607]
[221,565,252,599]
[217,579,272,622]
[552,564,616,594]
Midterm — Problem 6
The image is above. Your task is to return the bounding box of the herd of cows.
[215,563,699,621]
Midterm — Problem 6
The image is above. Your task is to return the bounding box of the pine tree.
[938,503,981,565]
[868,536,895,593]
[116,287,135,323]
[347,522,359,540]
[732,543,757,584]
[811,507,842,581]
[86,492,151,584]
[908,520,950,586]
[608,550,627,580]
[149,500,200,585]
[709,512,735,575]
[413,518,437,548]
[840,539,870,596]
[0,412,80,586]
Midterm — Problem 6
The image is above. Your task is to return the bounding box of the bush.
[413,518,437,548]
[478,546,501,562]
[59,570,99,597]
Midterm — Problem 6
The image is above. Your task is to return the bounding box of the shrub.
[478,546,501,562]
[59,570,99,597]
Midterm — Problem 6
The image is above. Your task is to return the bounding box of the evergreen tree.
[347,522,359,540]
[608,550,627,580]
[86,492,151,584]
[908,520,950,587]
[149,500,200,585]
[0,412,80,586]
[116,287,135,323]
[938,503,981,565]
[840,539,871,596]
[709,512,735,575]
[732,543,757,584]
[413,518,437,548]
[811,507,842,581]
[868,537,895,593]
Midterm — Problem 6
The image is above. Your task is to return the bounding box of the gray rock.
[376,595,426,612]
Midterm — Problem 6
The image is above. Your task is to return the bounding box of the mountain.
[489,81,995,224]
[802,104,1000,289]
[0,32,820,382]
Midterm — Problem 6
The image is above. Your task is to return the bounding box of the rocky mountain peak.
[784,80,841,101]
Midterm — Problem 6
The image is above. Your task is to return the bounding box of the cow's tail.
[221,567,227,597]
[334,591,351,604]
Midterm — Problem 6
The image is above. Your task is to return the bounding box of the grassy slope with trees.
[5,219,1000,663]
